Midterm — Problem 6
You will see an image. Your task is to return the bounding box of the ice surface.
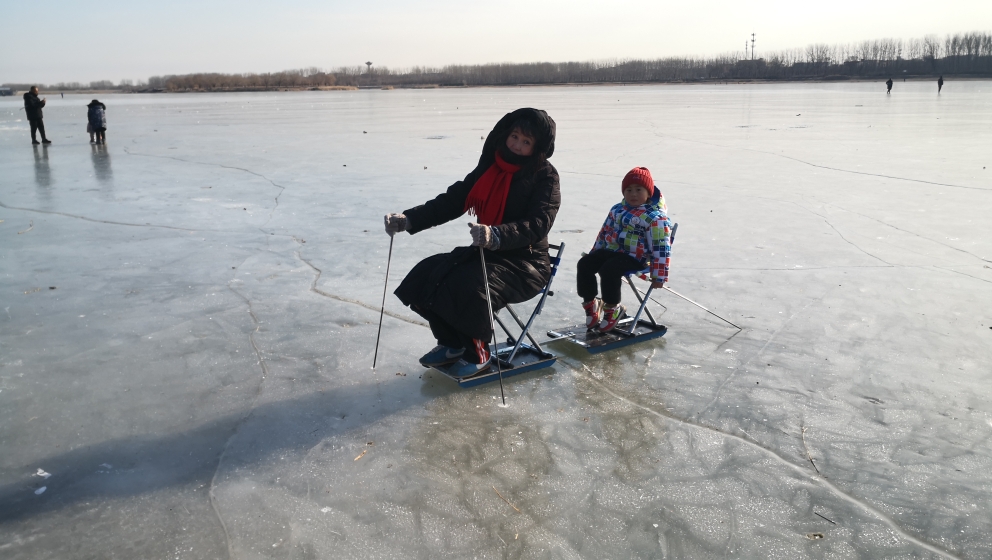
[1,82,990,559]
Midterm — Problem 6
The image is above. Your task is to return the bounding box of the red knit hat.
[622,167,654,196]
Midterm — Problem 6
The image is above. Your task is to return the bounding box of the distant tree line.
[381,31,991,85]
[4,31,989,93]
[720,31,992,80]
[3,79,138,92]
[145,68,341,91]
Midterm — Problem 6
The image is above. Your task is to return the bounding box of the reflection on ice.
[32,145,51,189]
[0,82,990,559]
[90,143,112,184]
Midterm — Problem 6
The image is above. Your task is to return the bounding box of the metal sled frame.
[432,242,565,387]
[547,223,678,354]
[545,278,668,354]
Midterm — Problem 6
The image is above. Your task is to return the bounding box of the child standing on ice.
[87,100,107,144]
[577,166,671,332]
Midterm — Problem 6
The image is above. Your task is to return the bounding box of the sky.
[2,0,990,84]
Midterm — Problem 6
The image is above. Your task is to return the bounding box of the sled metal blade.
[547,319,667,354]
[430,342,557,388]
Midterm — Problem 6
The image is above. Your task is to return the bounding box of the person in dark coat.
[23,86,51,145]
[87,100,107,144]
[938,76,944,93]
[384,108,560,378]
[886,78,893,94]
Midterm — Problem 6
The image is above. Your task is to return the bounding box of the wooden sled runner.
[432,242,566,387]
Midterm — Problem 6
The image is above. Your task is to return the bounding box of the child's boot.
[582,299,603,330]
[597,304,626,333]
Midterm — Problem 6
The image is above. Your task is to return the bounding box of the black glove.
[384,213,407,236]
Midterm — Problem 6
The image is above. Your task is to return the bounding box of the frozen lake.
[1,81,991,559]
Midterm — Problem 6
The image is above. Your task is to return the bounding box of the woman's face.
[505,127,536,157]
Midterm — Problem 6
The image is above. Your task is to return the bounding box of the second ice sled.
[545,278,669,353]
[547,224,678,353]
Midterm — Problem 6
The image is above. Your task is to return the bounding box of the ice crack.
[803,197,992,265]
[123,149,287,225]
[203,279,272,559]
[0,200,226,233]
[643,120,989,193]
[933,266,992,286]
[698,290,824,416]
[295,249,428,328]
[567,360,962,560]
[769,151,989,193]
[803,207,895,266]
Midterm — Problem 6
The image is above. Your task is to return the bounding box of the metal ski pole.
[479,245,506,406]
[661,286,742,330]
[372,234,395,369]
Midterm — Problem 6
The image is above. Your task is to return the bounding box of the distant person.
[86,103,99,143]
[87,100,107,144]
[23,86,51,145]
[938,76,944,93]
[576,167,671,333]
[384,108,559,378]
[886,78,893,94]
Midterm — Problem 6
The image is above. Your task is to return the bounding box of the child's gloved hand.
[651,280,665,289]
[468,223,496,248]
[384,213,407,236]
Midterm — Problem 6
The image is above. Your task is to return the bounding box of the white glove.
[384,213,407,236]
[468,223,496,249]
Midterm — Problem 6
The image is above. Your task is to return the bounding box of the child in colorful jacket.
[577,166,671,332]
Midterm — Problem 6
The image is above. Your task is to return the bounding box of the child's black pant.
[577,250,644,306]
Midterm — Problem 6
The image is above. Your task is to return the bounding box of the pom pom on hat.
[622,167,654,196]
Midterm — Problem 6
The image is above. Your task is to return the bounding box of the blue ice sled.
[546,223,678,353]
[431,242,566,387]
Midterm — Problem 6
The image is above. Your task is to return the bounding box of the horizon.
[2,0,990,84]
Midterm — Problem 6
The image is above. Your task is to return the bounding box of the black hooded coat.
[394,108,560,342]
[23,91,45,121]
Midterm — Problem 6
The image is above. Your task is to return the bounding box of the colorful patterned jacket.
[591,191,671,283]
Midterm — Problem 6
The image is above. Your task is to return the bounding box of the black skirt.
[394,245,549,341]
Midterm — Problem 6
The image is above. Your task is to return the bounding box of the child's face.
[505,127,536,157]
[623,184,651,206]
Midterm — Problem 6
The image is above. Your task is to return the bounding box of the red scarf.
[463,151,520,225]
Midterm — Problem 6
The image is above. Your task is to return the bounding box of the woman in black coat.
[384,108,560,378]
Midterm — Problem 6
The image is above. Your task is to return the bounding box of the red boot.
[447,339,492,378]
[597,304,626,333]
[582,299,603,330]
